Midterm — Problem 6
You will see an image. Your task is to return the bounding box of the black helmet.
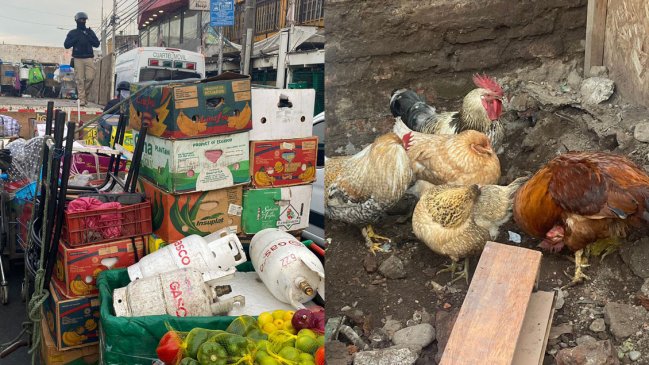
[75,12,88,21]
[116,81,130,91]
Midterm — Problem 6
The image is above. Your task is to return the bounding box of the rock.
[378,255,407,279]
[550,323,574,340]
[590,318,607,332]
[525,82,577,107]
[346,309,366,327]
[369,329,391,349]
[392,324,435,349]
[326,340,353,365]
[555,289,566,310]
[434,309,460,363]
[576,335,598,346]
[620,238,649,278]
[629,351,641,362]
[363,255,379,273]
[555,340,619,365]
[604,302,648,340]
[590,66,610,78]
[325,317,344,342]
[638,278,649,310]
[580,77,615,105]
[634,123,649,143]
[382,319,403,338]
[353,346,419,365]
[567,69,583,89]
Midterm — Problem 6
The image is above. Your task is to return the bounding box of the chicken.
[393,118,501,186]
[325,132,413,254]
[390,74,505,152]
[412,177,528,284]
[513,151,649,287]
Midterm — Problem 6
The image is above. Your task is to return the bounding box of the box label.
[203,85,227,96]
[234,91,251,102]
[175,97,199,109]
[232,80,251,93]
[174,85,198,99]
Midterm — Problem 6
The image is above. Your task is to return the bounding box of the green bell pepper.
[197,342,228,365]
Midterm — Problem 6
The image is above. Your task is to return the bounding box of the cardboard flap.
[203,72,251,83]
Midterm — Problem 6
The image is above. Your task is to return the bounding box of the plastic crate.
[62,201,152,247]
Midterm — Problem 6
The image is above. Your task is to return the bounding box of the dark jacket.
[64,28,100,59]
[103,98,122,114]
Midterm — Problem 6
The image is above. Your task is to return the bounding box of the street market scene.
[0,1,325,364]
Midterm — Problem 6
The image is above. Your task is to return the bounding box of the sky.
[0,0,138,47]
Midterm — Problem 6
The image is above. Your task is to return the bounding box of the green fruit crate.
[97,261,254,365]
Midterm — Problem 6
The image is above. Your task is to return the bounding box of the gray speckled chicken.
[326,132,413,254]
[412,177,528,283]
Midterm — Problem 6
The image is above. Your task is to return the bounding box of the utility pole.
[240,0,256,75]
[101,0,107,55]
[111,0,118,53]
[218,26,224,74]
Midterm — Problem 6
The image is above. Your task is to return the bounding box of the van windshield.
[139,68,201,82]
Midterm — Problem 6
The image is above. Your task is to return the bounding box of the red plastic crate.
[62,201,152,247]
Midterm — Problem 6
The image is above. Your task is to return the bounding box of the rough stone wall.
[0,44,72,64]
[325,0,588,155]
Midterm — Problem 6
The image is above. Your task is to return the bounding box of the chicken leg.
[437,258,470,285]
[362,225,391,255]
[562,249,590,289]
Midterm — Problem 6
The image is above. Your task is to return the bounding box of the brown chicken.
[390,74,505,152]
[412,177,528,283]
[393,118,501,186]
[514,151,649,286]
[325,132,413,254]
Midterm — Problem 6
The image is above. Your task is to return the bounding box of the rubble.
[590,318,607,333]
[382,318,403,338]
[378,255,407,279]
[326,340,353,365]
[633,122,649,143]
[353,346,419,365]
[620,238,649,279]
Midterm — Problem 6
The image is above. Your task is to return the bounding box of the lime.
[299,353,315,361]
[278,346,301,362]
[296,335,319,354]
[259,357,280,365]
[316,335,325,347]
[297,329,317,339]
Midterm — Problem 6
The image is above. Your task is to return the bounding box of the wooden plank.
[439,242,542,365]
[511,291,556,365]
[584,0,608,76]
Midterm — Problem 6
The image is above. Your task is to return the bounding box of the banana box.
[129,72,252,139]
[138,178,242,243]
[147,233,168,254]
[134,131,250,193]
[40,314,99,365]
[53,237,145,299]
[249,88,316,141]
[250,137,318,188]
[242,185,312,234]
[43,283,101,351]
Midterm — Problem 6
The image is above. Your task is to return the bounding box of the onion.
[312,309,325,334]
[292,309,315,331]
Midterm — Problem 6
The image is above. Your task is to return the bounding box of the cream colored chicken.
[393,118,501,186]
[412,177,528,283]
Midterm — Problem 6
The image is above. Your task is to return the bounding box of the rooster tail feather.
[390,89,437,132]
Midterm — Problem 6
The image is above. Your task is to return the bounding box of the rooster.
[412,177,528,283]
[513,151,649,286]
[325,132,413,254]
[393,118,501,186]
[390,74,505,152]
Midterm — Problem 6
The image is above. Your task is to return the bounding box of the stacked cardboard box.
[132,73,252,243]
[242,88,317,234]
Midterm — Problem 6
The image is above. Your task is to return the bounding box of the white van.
[114,47,206,90]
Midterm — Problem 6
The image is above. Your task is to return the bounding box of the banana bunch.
[129,102,142,130]
[62,329,88,347]
[298,164,316,182]
[254,168,275,187]
[274,161,284,173]
[85,318,97,332]
[55,260,65,282]
[227,102,252,129]
[177,111,207,136]
[69,276,92,296]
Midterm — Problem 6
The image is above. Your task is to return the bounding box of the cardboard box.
[44,283,100,351]
[249,88,315,140]
[40,315,99,365]
[137,131,250,193]
[129,72,252,139]
[53,237,145,298]
[250,137,318,188]
[1,64,17,86]
[147,233,168,254]
[242,185,312,234]
[138,178,243,243]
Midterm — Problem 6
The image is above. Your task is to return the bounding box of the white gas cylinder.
[250,228,325,309]
[127,230,246,281]
[113,268,244,317]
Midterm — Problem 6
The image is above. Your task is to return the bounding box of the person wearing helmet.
[103,81,131,114]
[64,12,100,106]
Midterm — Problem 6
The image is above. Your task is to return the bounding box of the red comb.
[402,132,413,151]
[473,74,503,96]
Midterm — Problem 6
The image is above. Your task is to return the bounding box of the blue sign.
[210,0,235,27]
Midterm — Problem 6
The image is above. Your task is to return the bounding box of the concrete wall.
[604,0,649,109]
[325,0,588,155]
[0,44,72,64]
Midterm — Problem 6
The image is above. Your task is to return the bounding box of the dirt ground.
[326,62,649,364]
